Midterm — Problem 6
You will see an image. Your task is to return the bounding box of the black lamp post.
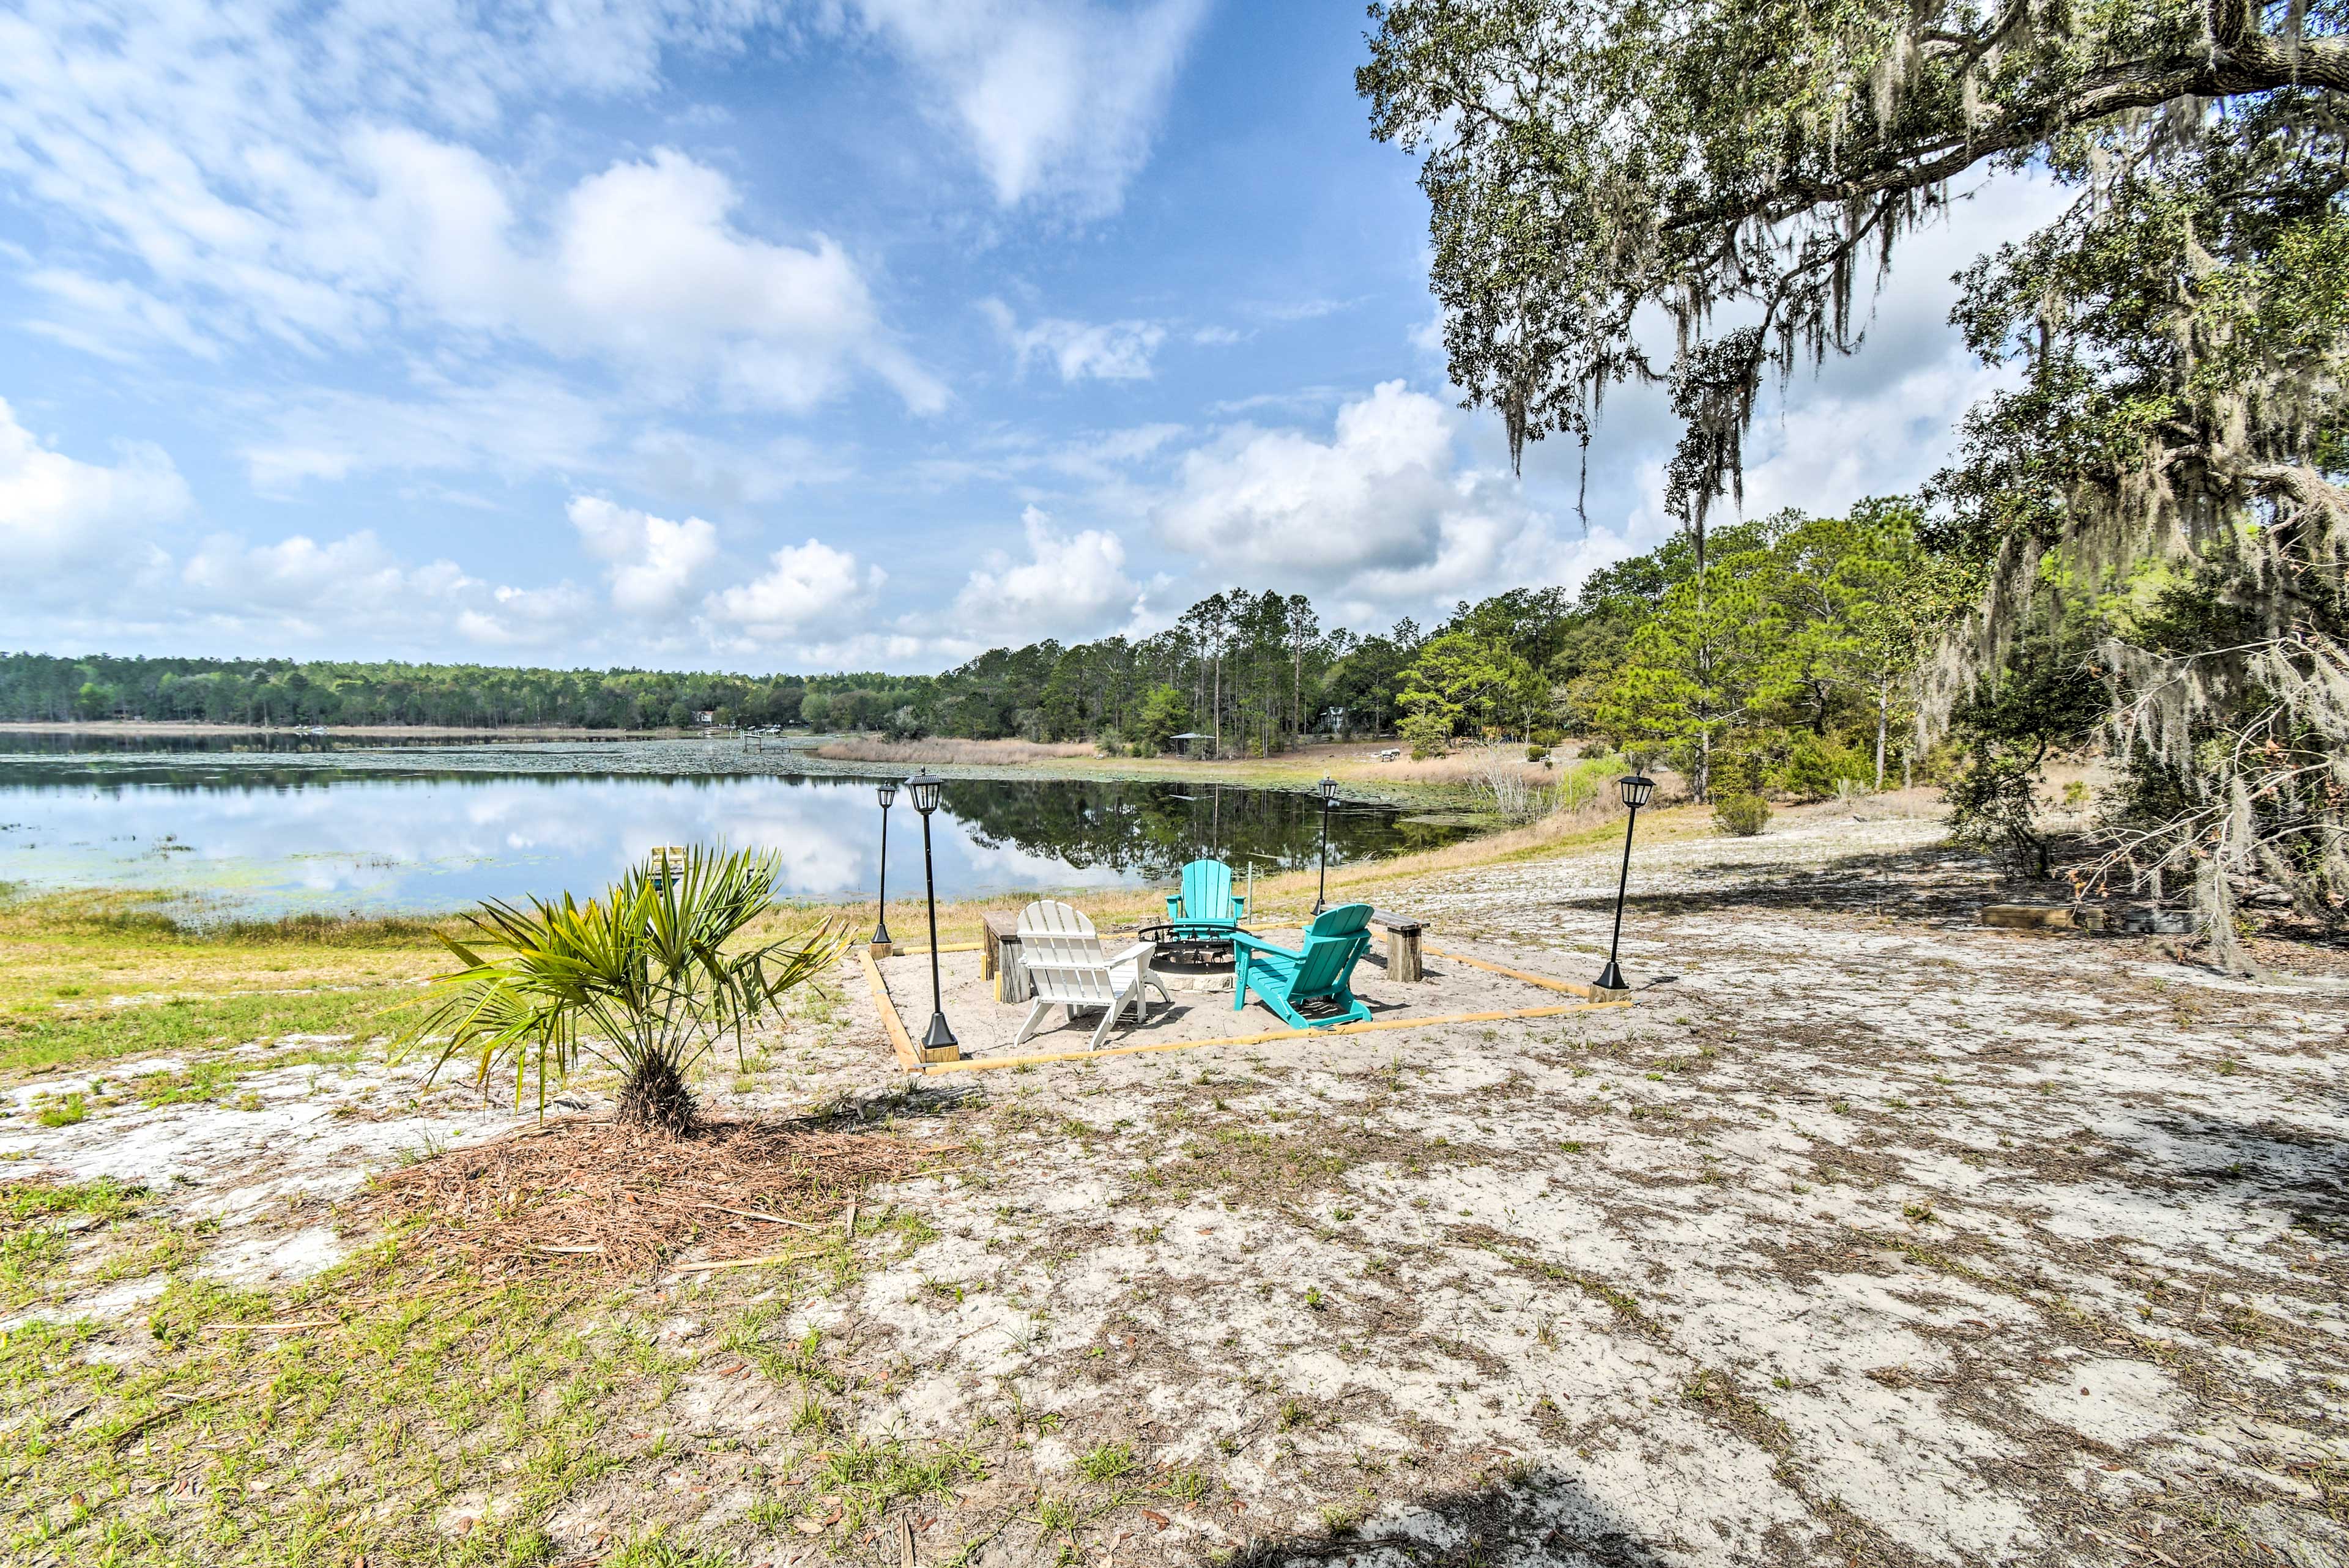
[870,778,897,952]
[1312,775,1340,914]
[905,772,957,1054]
[1595,773,1656,992]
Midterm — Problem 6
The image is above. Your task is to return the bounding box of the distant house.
[694,711,716,725]
[1170,731,1212,757]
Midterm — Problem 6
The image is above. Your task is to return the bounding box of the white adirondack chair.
[1012,900,1171,1051]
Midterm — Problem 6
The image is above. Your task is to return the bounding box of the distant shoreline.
[0,720,696,739]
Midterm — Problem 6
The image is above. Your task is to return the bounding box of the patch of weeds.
[32,1092,87,1127]
[5,1176,143,1223]
[1902,1203,1937,1224]
[611,1530,733,1567]
[1319,1488,1375,1536]
[1077,1440,1137,1482]
[1165,1468,1213,1504]
[1034,1495,1079,1531]
[1278,1396,1312,1430]
[811,1433,985,1534]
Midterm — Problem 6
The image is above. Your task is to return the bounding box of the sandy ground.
[5,798,2347,1566]
[869,932,1600,1065]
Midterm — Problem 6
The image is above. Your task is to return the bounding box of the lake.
[0,735,1479,917]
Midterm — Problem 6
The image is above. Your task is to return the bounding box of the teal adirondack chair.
[1232,903,1375,1029]
[1165,858,1248,939]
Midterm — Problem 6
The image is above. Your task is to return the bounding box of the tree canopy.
[1364,0,2348,961]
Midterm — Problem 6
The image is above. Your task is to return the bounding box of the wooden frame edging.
[859,934,1633,1076]
[859,945,921,1071]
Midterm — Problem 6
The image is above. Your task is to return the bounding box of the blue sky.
[0,0,2066,673]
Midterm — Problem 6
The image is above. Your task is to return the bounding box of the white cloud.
[850,0,1209,215]
[567,496,722,616]
[242,372,618,492]
[1154,380,1459,577]
[951,505,1138,639]
[0,398,191,569]
[172,528,599,649]
[0,4,938,414]
[1137,380,1617,627]
[983,300,1165,382]
[705,539,885,642]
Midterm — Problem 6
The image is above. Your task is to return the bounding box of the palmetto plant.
[406,845,850,1135]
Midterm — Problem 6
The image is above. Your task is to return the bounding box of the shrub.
[1525,744,1549,763]
[1778,734,1872,801]
[1713,794,1771,837]
[1400,709,1453,760]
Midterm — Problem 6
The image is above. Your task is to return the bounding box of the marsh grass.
[815,738,1096,764]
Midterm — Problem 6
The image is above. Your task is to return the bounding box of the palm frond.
[398,845,849,1129]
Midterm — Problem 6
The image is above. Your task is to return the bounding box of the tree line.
[2,503,1964,812]
[0,654,922,733]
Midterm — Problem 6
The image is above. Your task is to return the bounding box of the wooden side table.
[981,912,1031,1003]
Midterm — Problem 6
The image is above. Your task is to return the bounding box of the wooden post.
[1371,911,1424,982]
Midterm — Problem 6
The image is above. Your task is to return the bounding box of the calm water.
[0,736,1475,917]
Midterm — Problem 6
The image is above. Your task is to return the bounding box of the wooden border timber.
[918,999,1631,1074]
[859,945,921,1071]
[1422,945,1625,1002]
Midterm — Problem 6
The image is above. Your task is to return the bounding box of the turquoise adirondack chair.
[1165,858,1248,939]
[1232,903,1375,1029]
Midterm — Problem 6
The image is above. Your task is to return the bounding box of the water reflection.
[0,745,1473,916]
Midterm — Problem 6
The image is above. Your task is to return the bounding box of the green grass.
[1076,1440,1137,1481]
[5,1177,144,1223]
[1,1232,946,1567]
[32,1092,86,1126]
[0,988,423,1078]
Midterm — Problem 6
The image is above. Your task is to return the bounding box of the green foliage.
[1398,630,1548,741]
[1712,794,1772,837]
[1135,686,1190,755]
[1399,709,1453,760]
[405,845,850,1134]
[1365,0,2348,947]
[1777,734,1872,802]
[0,653,886,729]
[1941,624,2109,878]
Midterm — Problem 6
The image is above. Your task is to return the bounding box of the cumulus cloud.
[0,5,938,414]
[568,496,722,616]
[705,540,885,642]
[982,300,1165,382]
[171,528,603,650]
[0,398,191,569]
[850,0,1209,215]
[1154,380,1460,577]
[1135,380,1621,627]
[951,506,1139,640]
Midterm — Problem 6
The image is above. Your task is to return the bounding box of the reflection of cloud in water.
[0,767,1466,917]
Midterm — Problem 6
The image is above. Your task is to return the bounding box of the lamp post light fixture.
[904,772,957,1057]
[870,778,897,955]
[1595,772,1656,993]
[1313,774,1341,914]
